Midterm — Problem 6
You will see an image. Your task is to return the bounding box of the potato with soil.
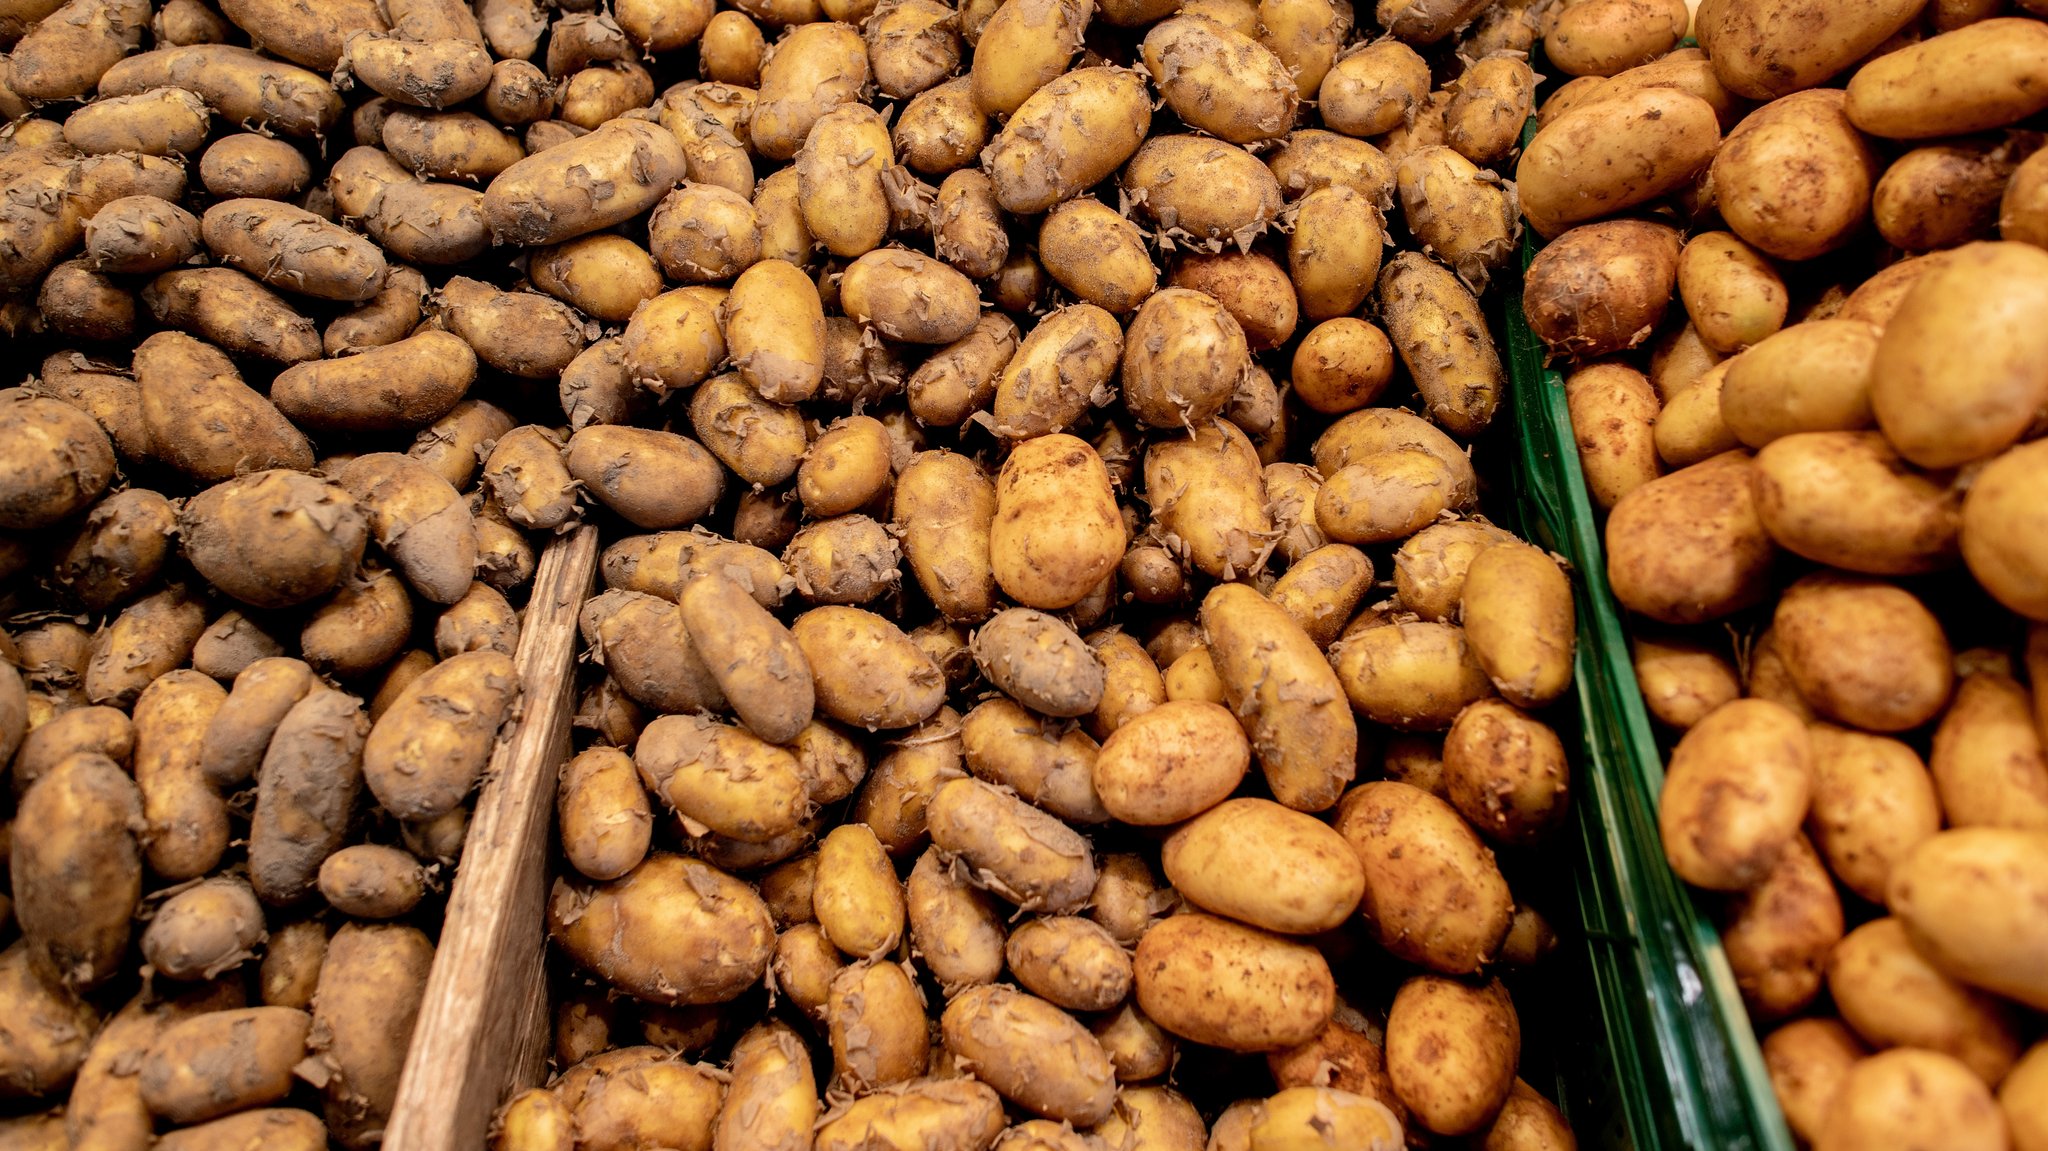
[1712,90,1881,261]
[141,876,265,981]
[0,940,100,1098]
[1523,220,1681,360]
[1753,431,1959,577]
[11,752,142,990]
[1038,200,1156,315]
[839,249,980,344]
[992,304,1122,439]
[1134,913,1335,1052]
[1203,583,1356,813]
[893,451,998,623]
[927,777,1096,912]
[179,471,366,611]
[1962,439,2048,622]
[1517,86,1719,237]
[138,1006,309,1124]
[308,923,434,1149]
[482,117,686,246]
[362,650,518,821]
[1124,134,1285,247]
[201,199,387,302]
[1146,419,1272,580]
[551,854,775,1005]
[1773,573,1952,734]
[1658,699,1812,892]
[792,607,946,730]
[636,713,811,844]
[940,985,1114,1124]
[1141,15,1295,144]
[1093,699,1249,825]
[247,688,368,905]
[1336,781,1513,973]
[1606,452,1776,625]
[1384,975,1519,1137]
[1163,798,1363,935]
[1379,253,1503,436]
[990,434,1125,610]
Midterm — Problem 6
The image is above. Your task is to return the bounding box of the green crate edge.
[1497,140,1796,1151]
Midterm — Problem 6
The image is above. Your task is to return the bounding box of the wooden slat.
[384,524,598,1151]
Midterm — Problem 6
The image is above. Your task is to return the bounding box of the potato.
[1962,439,2048,620]
[0,940,99,1098]
[1606,452,1776,625]
[1267,1010,1399,1109]
[1544,0,1686,77]
[244,688,367,905]
[1377,253,1503,435]
[938,985,1114,1124]
[199,199,385,303]
[194,658,312,790]
[1441,699,1570,847]
[813,1077,1006,1151]
[326,147,489,266]
[6,0,147,100]
[1390,519,1514,621]
[1161,798,1362,935]
[552,746,651,884]
[1132,912,1334,1052]
[1670,231,1787,355]
[526,235,661,324]
[1146,419,1271,578]
[988,433,1125,610]
[1458,542,1573,710]
[1719,320,1879,448]
[479,116,684,246]
[1694,0,1922,99]
[1932,668,2048,831]
[60,85,206,157]
[0,396,108,535]
[960,611,1100,721]
[1818,1049,2008,1151]
[833,249,976,346]
[1751,430,1960,577]
[562,425,723,532]
[1656,698,1812,891]
[926,170,1006,281]
[1523,219,1681,360]
[1711,90,1882,261]
[84,596,204,727]
[781,606,939,731]
[1772,573,1952,733]
[1200,582,1355,811]
[306,923,433,1149]
[11,750,141,990]
[1827,915,2018,1086]
[1315,39,1426,139]
[895,76,991,176]
[1269,544,1373,650]
[1035,199,1155,315]
[1384,975,1517,1136]
[481,58,554,123]
[44,487,168,612]
[66,981,242,1151]
[1888,828,2048,1011]
[1141,16,1294,144]
[294,568,408,677]
[968,0,1086,116]
[991,304,1121,440]
[1517,86,1718,237]
[128,669,228,884]
[1799,725,1941,908]
[782,513,901,605]
[1874,137,2027,252]
[1122,290,1251,429]
[314,844,425,919]
[332,454,477,608]
[1714,829,1840,1020]
[600,532,790,608]
[2002,1043,2048,1151]
[137,1006,308,1124]
[77,196,194,283]
[323,266,429,357]
[1445,53,1536,165]
[551,853,773,1007]
[141,876,263,981]
[1124,134,1284,247]
[1628,635,1740,733]
[884,451,999,624]
[198,132,312,199]
[1396,146,1518,293]
[1333,619,1494,731]
[809,824,903,958]
[904,847,1004,995]
[716,1023,817,1151]
[927,777,1095,912]
[438,277,591,381]
[1846,19,2048,141]
[1760,1018,1868,1146]
[1166,254,1293,356]
[2003,147,2048,249]
[139,336,314,486]
[1335,781,1512,972]
[341,32,490,109]
[1267,128,1396,208]
[1563,362,1663,510]
[360,649,516,821]
[1257,0,1348,98]
[824,959,927,1093]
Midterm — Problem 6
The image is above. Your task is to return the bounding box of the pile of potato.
[1513,2,2048,1148]
[0,0,1617,1145]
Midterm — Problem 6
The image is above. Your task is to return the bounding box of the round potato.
[1773,573,1952,733]
[1657,698,1812,891]
[1711,90,1880,261]
[1516,86,1719,237]
[1384,975,1519,1136]
[1606,452,1776,625]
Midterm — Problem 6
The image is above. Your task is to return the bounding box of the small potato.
[1657,699,1811,891]
[63,85,208,155]
[1678,231,1788,354]
[1267,128,1396,206]
[1605,452,1776,625]
[1268,544,1373,651]
[1889,828,2048,1011]
[1962,439,2048,621]
[1092,700,1248,826]
[551,854,773,1005]
[636,713,810,844]
[1719,832,1842,1020]
[83,586,208,709]
[1005,916,1130,1011]
[1335,782,1512,973]
[1087,630,1167,739]
[199,133,313,198]
[990,434,1126,610]
[482,425,578,532]
[138,1006,309,1124]
[927,777,1096,912]
[992,304,1122,440]
[1658,364,1740,467]
[50,487,175,612]
[940,985,1115,1124]
[1318,39,1427,138]
[813,1078,1005,1151]
[1543,0,1686,77]
[141,876,264,981]
[1123,134,1284,247]
[1442,700,1569,847]
[1565,362,1662,509]
[1630,635,1741,730]
[318,844,426,919]
[1445,53,1536,165]
[1122,289,1251,430]
[327,146,490,267]
[838,249,979,345]
[1516,86,1720,237]
[827,960,928,1092]
[2003,147,2048,249]
[1134,913,1334,1052]
[1694,0,1922,99]
[201,198,385,302]
[1773,573,1952,733]
[715,1023,817,1151]
[906,847,1005,991]
[1163,798,1362,934]
[480,116,684,246]
[0,392,111,531]
[1384,976,1519,1137]
[83,194,200,275]
[13,706,132,792]
[894,77,992,177]
[437,277,590,381]
[792,607,945,730]
[1719,320,1879,448]
[1090,1086,1208,1151]
[1142,16,1296,144]
[1753,431,1960,576]
[335,451,477,605]
[528,235,661,323]
[1334,620,1494,732]
[814,824,905,958]
[1803,724,1941,906]
[1267,1010,1400,1110]
[1762,1019,1867,1146]
[891,451,997,623]
[564,426,724,531]
[1377,0,1491,43]
[1378,253,1503,435]
[363,649,519,821]
[1459,541,1573,709]
[784,513,902,605]
[557,746,652,883]
[966,609,1102,719]
[1146,419,1271,579]
[12,751,143,990]
[0,939,100,1098]
[297,569,410,677]
[1258,0,1349,98]
[933,171,1007,279]
[968,0,1087,117]
[1817,1049,2009,1151]
[1171,252,1297,352]
[2002,1043,2048,1151]
[1039,199,1155,315]
[795,104,894,260]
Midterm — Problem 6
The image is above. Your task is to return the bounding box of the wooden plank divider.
[384,524,598,1151]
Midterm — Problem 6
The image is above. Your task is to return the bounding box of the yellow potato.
[1134,913,1335,1052]
[1752,431,1960,576]
[1335,781,1512,973]
[908,314,1016,427]
[362,649,518,821]
[1846,18,2048,140]
[1828,916,2019,1085]
[1163,798,1363,934]
[969,0,1087,116]
[814,1078,1005,1151]
[1657,699,1812,891]
[550,853,774,1005]
[1761,1018,1867,1146]
[827,959,928,1092]
[1712,90,1881,260]
[1141,16,1296,144]
[1443,699,1570,847]
[1807,723,1942,904]
[1517,86,1719,237]
[1318,39,1428,137]
[1694,0,1924,99]
[1004,915,1130,1011]
[1720,833,1842,1020]
[1962,438,2048,620]
[1773,572,1952,734]
[1931,668,2048,831]
[992,304,1122,440]
[1543,0,1687,77]
[906,847,1005,992]
[1390,520,1515,622]
[2001,1043,2048,1151]
[481,117,684,246]
[1817,1049,2008,1151]
[1379,253,1503,435]
[1267,128,1395,206]
[1606,452,1777,625]
[636,713,811,844]
[1459,541,1573,710]
[1384,975,1519,1136]
[1124,134,1284,247]
[991,433,1126,610]
[1334,619,1494,731]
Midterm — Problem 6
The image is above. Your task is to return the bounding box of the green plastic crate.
[1495,156,1796,1151]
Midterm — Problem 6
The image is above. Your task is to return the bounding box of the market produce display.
[3,0,1615,1140]
[1517,4,2048,1148]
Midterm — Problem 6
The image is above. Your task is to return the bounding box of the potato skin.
[992,304,1122,440]
[635,713,811,844]
[1203,583,1356,812]
[792,606,945,730]
[940,985,1116,1124]
[1384,975,1519,1136]
[11,751,142,990]
[1335,781,1512,973]
[179,470,366,611]
[983,67,1151,215]
[1134,913,1335,1052]
[893,451,998,623]
[1093,700,1248,826]
[1141,16,1296,144]
[1658,699,1812,891]
[308,924,434,1149]
[1753,431,1959,576]
[0,940,101,1098]
[813,1077,1006,1151]
[550,853,774,1005]
[905,848,1005,993]
[141,876,265,981]
[362,649,519,821]
[927,777,1096,912]
[1807,724,1941,904]
[1773,573,1952,734]
[133,329,314,481]
[1379,253,1503,436]
[827,960,928,1093]
[201,199,386,302]
[1523,220,1681,361]
[991,434,1126,610]
[482,117,685,247]
[1516,86,1718,237]
[1846,18,2048,141]
[138,1006,310,1124]
[753,22,869,161]
[1962,438,2048,621]
[1606,452,1776,625]
[1163,798,1363,934]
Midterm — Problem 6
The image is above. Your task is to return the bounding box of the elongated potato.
[1163,798,1362,934]
[992,304,1122,440]
[12,751,142,990]
[1202,583,1356,812]
[941,985,1114,1123]
[983,66,1151,215]
[249,688,367,905]
[1378,253,1503,436]
[362,650,518,821]
[550,853,774,1005]
[482,117,685,246]
[991,434,1126,610]
[1459,541,1573,709]
[1516,86,1719,237]
[716,1022,818,1151]
[1335,781,1512,973]
[1134,913,1335,1052]
[752,22,868,161]
[307,924,432,1149]
[927,777,1096,912]
[1658,699,1812,891]
[893,451,998,623]
[813,1078,1006,1151]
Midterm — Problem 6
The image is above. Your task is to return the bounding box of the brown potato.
[1658,699,1812,891]
[138,1006,309,1124]
[1753,431,1960,576]
[1378,253,1503,435]
[1773,572,1952,733]
[12,751,142,990]
[1004,916,1130,1011]
[306,923,433,1149]
[1829,916,2018,1085]
[992,304,1122,440]
[1931,668,2048,831]
[1122,134,1284,247]
[1606,452,1776,625]
[792,606,945,730]
[1163,798,1362,934]
[1203,583,1357,812]
[1712,90,1881,260]
[1335,781,1512,973]
[1719,832,1842,1020]
[1817,1049,2008,1151]
[1523,220,1681,360]
[990,434,1126,610]
[1134,913,1335,1052]
[927,777,1096,912]
[1962,438,2048,620]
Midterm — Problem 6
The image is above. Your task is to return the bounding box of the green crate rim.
[1500,119,1795,1151]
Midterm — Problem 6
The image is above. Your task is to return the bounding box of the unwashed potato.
[1384,975,1519,1136]
[1162,798,1362,934]
[1516,85,1719,237]
[1134,913,1335,1052]
[1335,781,1512,974]
[1658,699,1811,891]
